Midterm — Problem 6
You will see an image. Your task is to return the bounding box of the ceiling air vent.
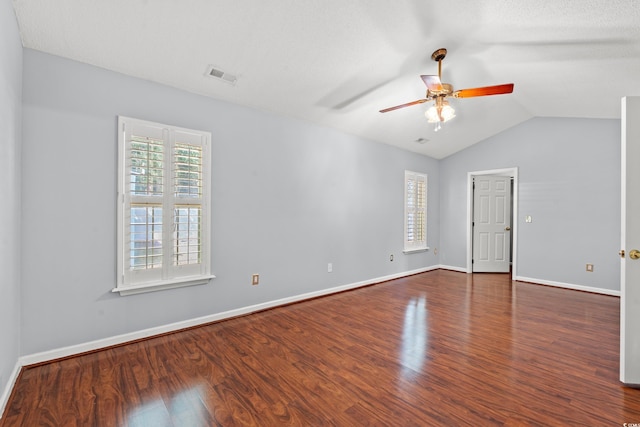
[206,65,238,85]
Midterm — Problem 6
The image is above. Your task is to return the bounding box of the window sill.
[403,247,429,254]
[112,274,216,296]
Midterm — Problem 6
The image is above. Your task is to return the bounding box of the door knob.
[630,249,640,260]
[505,226,511,231]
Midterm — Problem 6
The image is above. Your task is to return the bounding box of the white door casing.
[473,175,512,273]
[620,96,640,386]
[466,168,518,279]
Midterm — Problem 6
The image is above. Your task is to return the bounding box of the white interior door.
[621,96,640,386]
[473,175,511,273]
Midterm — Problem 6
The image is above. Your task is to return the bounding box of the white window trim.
[113,275,214,296]
[403,248,429,254]
[113,116,214,296]
[403,170,428,253]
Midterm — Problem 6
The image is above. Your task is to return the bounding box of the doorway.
[466,168,518,280]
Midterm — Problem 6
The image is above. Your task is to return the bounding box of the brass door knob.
[505,226,511,231]
[630,249,640,260]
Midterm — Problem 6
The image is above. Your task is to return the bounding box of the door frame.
[466,167,519,280]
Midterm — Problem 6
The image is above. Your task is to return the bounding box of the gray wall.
[440,117,620,291]
[20,49,440,355]
[0,0,22,404]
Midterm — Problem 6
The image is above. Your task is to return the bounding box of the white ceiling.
[11,0,640,159]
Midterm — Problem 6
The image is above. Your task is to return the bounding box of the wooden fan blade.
[420,75,443,92]
[454,83,514,98]
[379,99,427,113]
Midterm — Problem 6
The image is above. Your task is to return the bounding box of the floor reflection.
[127,398,172,427]
[400,294,428,377]
[128,385,209,427]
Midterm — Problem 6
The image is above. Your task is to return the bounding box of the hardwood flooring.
[3,270,640,426]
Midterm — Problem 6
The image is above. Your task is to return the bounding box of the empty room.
[2,0,640,425]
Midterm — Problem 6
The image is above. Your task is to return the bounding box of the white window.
[404,170,428,253]
[114,116,214,295]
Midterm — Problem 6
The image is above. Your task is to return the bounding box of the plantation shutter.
[404,171,427,251]
[170,130,208,278]
[123,120,168,285]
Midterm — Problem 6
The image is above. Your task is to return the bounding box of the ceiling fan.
[379,48,514,129]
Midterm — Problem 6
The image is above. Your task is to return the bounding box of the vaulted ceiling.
[11,0,640,158]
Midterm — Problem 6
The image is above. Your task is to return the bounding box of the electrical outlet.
[328,263,333,273]
[586,264,594,272]
[434,248,438,255]
[252,274,259,285]
[390,254,394,262]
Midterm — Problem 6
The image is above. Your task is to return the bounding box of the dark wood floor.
[3,270,640,426]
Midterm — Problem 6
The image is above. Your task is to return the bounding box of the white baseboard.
[515,276,620,297]
[19,266,439,367]
[438,264,468,273]
[0,360,22,420]
[433,268,620,297]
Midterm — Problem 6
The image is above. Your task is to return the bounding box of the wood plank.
[2,270,640,426]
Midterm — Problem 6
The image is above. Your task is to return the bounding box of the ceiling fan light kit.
[425,97,455,123]
[380,48,514,131]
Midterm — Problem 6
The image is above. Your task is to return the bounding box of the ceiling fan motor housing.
[428,83,453,98]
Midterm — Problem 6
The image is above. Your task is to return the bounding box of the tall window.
[115,116,213,295]
[404,171,428,252]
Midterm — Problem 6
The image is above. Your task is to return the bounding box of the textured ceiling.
[11,0,640,158]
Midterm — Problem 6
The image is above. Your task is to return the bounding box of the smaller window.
[404,170,428,253]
